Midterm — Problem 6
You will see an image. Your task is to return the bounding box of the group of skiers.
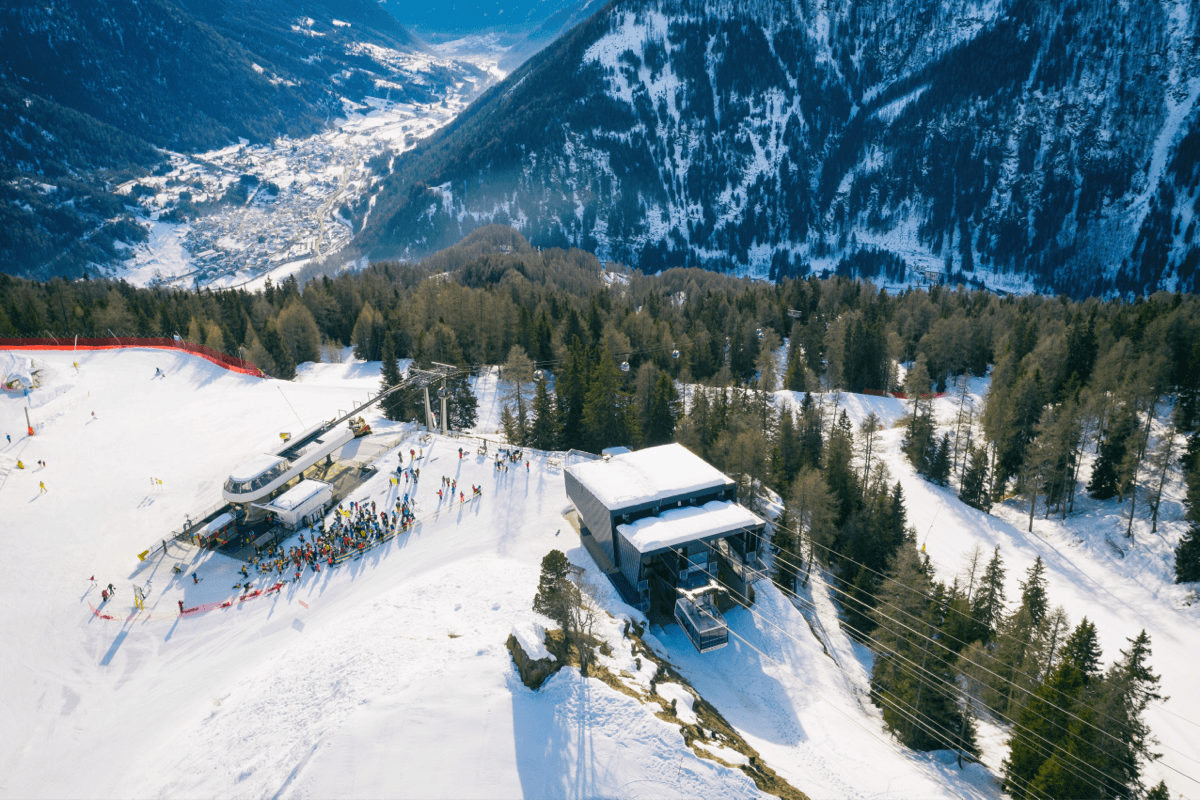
[108,438,515,617]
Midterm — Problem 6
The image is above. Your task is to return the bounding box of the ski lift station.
[222,424,355,504]
[257,479,333,530]
[564,443,768,653]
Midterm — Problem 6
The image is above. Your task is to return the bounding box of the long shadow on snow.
[656,606,807,747]
[509,669,598,799]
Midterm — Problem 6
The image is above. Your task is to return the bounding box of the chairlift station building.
[565,443,767,651]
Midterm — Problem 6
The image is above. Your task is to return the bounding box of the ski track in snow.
[2,350,1197,798]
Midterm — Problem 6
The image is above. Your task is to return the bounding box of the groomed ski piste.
[0,348,1196,799]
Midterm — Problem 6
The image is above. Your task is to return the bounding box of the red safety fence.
[88,582,287,622]
[0,337,267,378]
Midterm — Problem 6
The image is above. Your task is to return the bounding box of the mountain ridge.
[355,0,1200,297]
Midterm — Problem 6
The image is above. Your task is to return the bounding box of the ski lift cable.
[675,540,1183,793]
[751,524,1188,732]
[764,516,1171,713]
[665,542,1164,797]
[656,567,984,800]
[652,510,1198,772]
[665,543,1141,796]
[709,525,1200,774]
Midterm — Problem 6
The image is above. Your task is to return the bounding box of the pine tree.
[798,392,824,469]
[994,369,1045,497]
[528,376,560,450]
[960,445,991,511]
[500,404,521,444]
[556,336,590,449]
[645,372,681,446]
[532,549,575,630]
[1175,444,1200,582]
[969,546,1006,644]
[1088,631,1162,798]
[1089,404,1136,500]
[581,348,638,452]
[379,332,405,422]
[784,321,807,392]
[1002,619,1102,800]
[503,345,535,444]
[444,371,478,431]
[1147,780,1171,800]
[928,433,952,485]
[1018,556,1050,629]
[788,467,836,585]
[824,410,860,528]
[869,545,976,753]
[843,564,877,639]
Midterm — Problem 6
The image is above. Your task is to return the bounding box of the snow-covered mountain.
[0,0,487,280]
[358,0,1200,297]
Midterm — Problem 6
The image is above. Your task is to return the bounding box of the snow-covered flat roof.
[266,479,331,511]
[229,454,288,482]
[567,443,732,510]
[616,501,764,555]
[201,512,235,533]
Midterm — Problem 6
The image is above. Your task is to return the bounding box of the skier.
[178,600,184,614]
[91,411,96,419]
[460,491,464,503]
[101,589,109,603]
[107,583,115,595]
[192,573,199,584]
[38,481,46,493]
[154,367,162,378]
[526,461,530,472]
[5,434,9,444]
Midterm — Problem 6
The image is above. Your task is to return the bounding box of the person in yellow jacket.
[39,481,46,493]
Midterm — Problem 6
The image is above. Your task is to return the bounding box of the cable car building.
[564,443,767,652]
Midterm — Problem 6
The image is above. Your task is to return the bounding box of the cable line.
[664,543,1126,800]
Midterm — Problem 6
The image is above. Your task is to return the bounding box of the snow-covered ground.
[2,350,1196,798]
[0,349,766,798]
[761,379,1200,797]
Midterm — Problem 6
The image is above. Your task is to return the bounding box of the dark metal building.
[565,443,767,651]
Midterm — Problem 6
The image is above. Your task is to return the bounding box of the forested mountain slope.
[0,0,477,280]
[357,0,1200,297]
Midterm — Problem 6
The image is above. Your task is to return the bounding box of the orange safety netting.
[1,337,267,378]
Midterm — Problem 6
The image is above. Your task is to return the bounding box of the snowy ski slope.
[1,349,1196,798]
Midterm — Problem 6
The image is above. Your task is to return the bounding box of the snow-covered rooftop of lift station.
[617,500,764,555]
[228,453,287,482]
[566,442,734,510]
[265,479,330,511]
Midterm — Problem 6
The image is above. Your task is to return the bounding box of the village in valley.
[115,46,503,291]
